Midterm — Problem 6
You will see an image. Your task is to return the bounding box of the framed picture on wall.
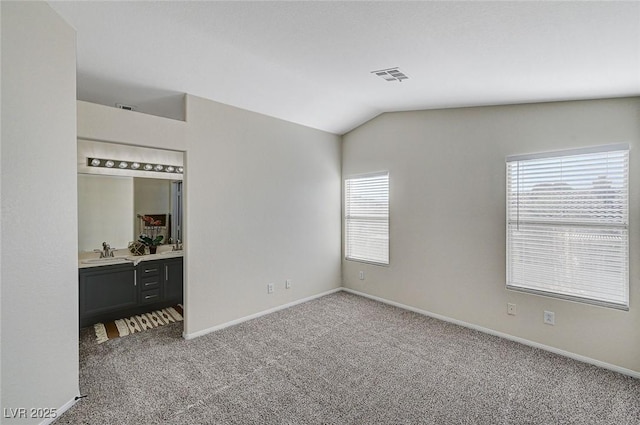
[139,213,171,244]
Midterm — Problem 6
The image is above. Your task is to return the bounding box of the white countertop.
[78,248,183,269]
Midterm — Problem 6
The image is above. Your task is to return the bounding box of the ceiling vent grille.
[116,103,136,111]
[371,67,409,82]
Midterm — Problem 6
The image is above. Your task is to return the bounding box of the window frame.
[505,143,630,310]
[344,171,390,266]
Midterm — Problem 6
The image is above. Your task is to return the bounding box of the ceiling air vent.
[371,67,409,82]
[116,103,136,111]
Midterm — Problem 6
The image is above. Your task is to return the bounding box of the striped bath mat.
[94,304,183,344]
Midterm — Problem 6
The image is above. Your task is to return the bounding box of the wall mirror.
[77,139,184,252]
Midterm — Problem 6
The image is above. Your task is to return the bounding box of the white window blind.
[345,172,389,265]
[506,144,629,309]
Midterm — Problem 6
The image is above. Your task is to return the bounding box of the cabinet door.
[163,258,183,303]
[79,264,137,317]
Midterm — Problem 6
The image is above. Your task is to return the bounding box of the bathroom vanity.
[79,253,183,327]
[76,141,186,328]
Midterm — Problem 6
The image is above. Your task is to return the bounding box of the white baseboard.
[342,287,640,379]
[39,396,77,425]
[183,287,342,340]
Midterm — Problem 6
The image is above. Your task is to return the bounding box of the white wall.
[184,95,342,336]
[1,2,79,423]
[0,0,4,404]
[77,101,187,152]
[342,97,640,373]
[78,175,134,251]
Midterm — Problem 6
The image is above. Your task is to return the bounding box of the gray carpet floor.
[57,292,640,424]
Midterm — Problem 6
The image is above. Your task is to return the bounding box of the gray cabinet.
[164,258,183,303]
[138,260,163,305]
[79,263,137,327]
[79,257,183,327]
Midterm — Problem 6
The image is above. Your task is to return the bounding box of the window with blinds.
[344,172,389,265]
[506,144,629,309]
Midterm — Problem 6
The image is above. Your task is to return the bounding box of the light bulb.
[131,162,140,169]
[119,161,128,168]
[166,166,175,172]
[177,167,184,173]
[105,160,115,168]
[144,164,153,171]
[155,164,164,171]
[90,158,100,166]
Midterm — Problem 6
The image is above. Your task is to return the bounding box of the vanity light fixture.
[87,158,183,174]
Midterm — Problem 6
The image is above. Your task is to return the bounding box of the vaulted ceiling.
[49,1,640,135]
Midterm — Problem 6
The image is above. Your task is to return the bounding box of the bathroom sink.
[82,257,129,264]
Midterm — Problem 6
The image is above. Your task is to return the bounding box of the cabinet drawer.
[140,289,161,304]
[139,264,161,276]
[140,276,160,290]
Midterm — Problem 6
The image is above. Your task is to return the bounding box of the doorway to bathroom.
[77,139,186,343]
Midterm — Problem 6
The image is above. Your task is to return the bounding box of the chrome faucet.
[172,239,183,251]
[94,242,115,258]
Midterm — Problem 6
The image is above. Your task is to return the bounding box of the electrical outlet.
[267,283,274,294]
[285,279,292,289]
[359,271,365,280]
[507,303,516,315]
[543,310,555,325]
